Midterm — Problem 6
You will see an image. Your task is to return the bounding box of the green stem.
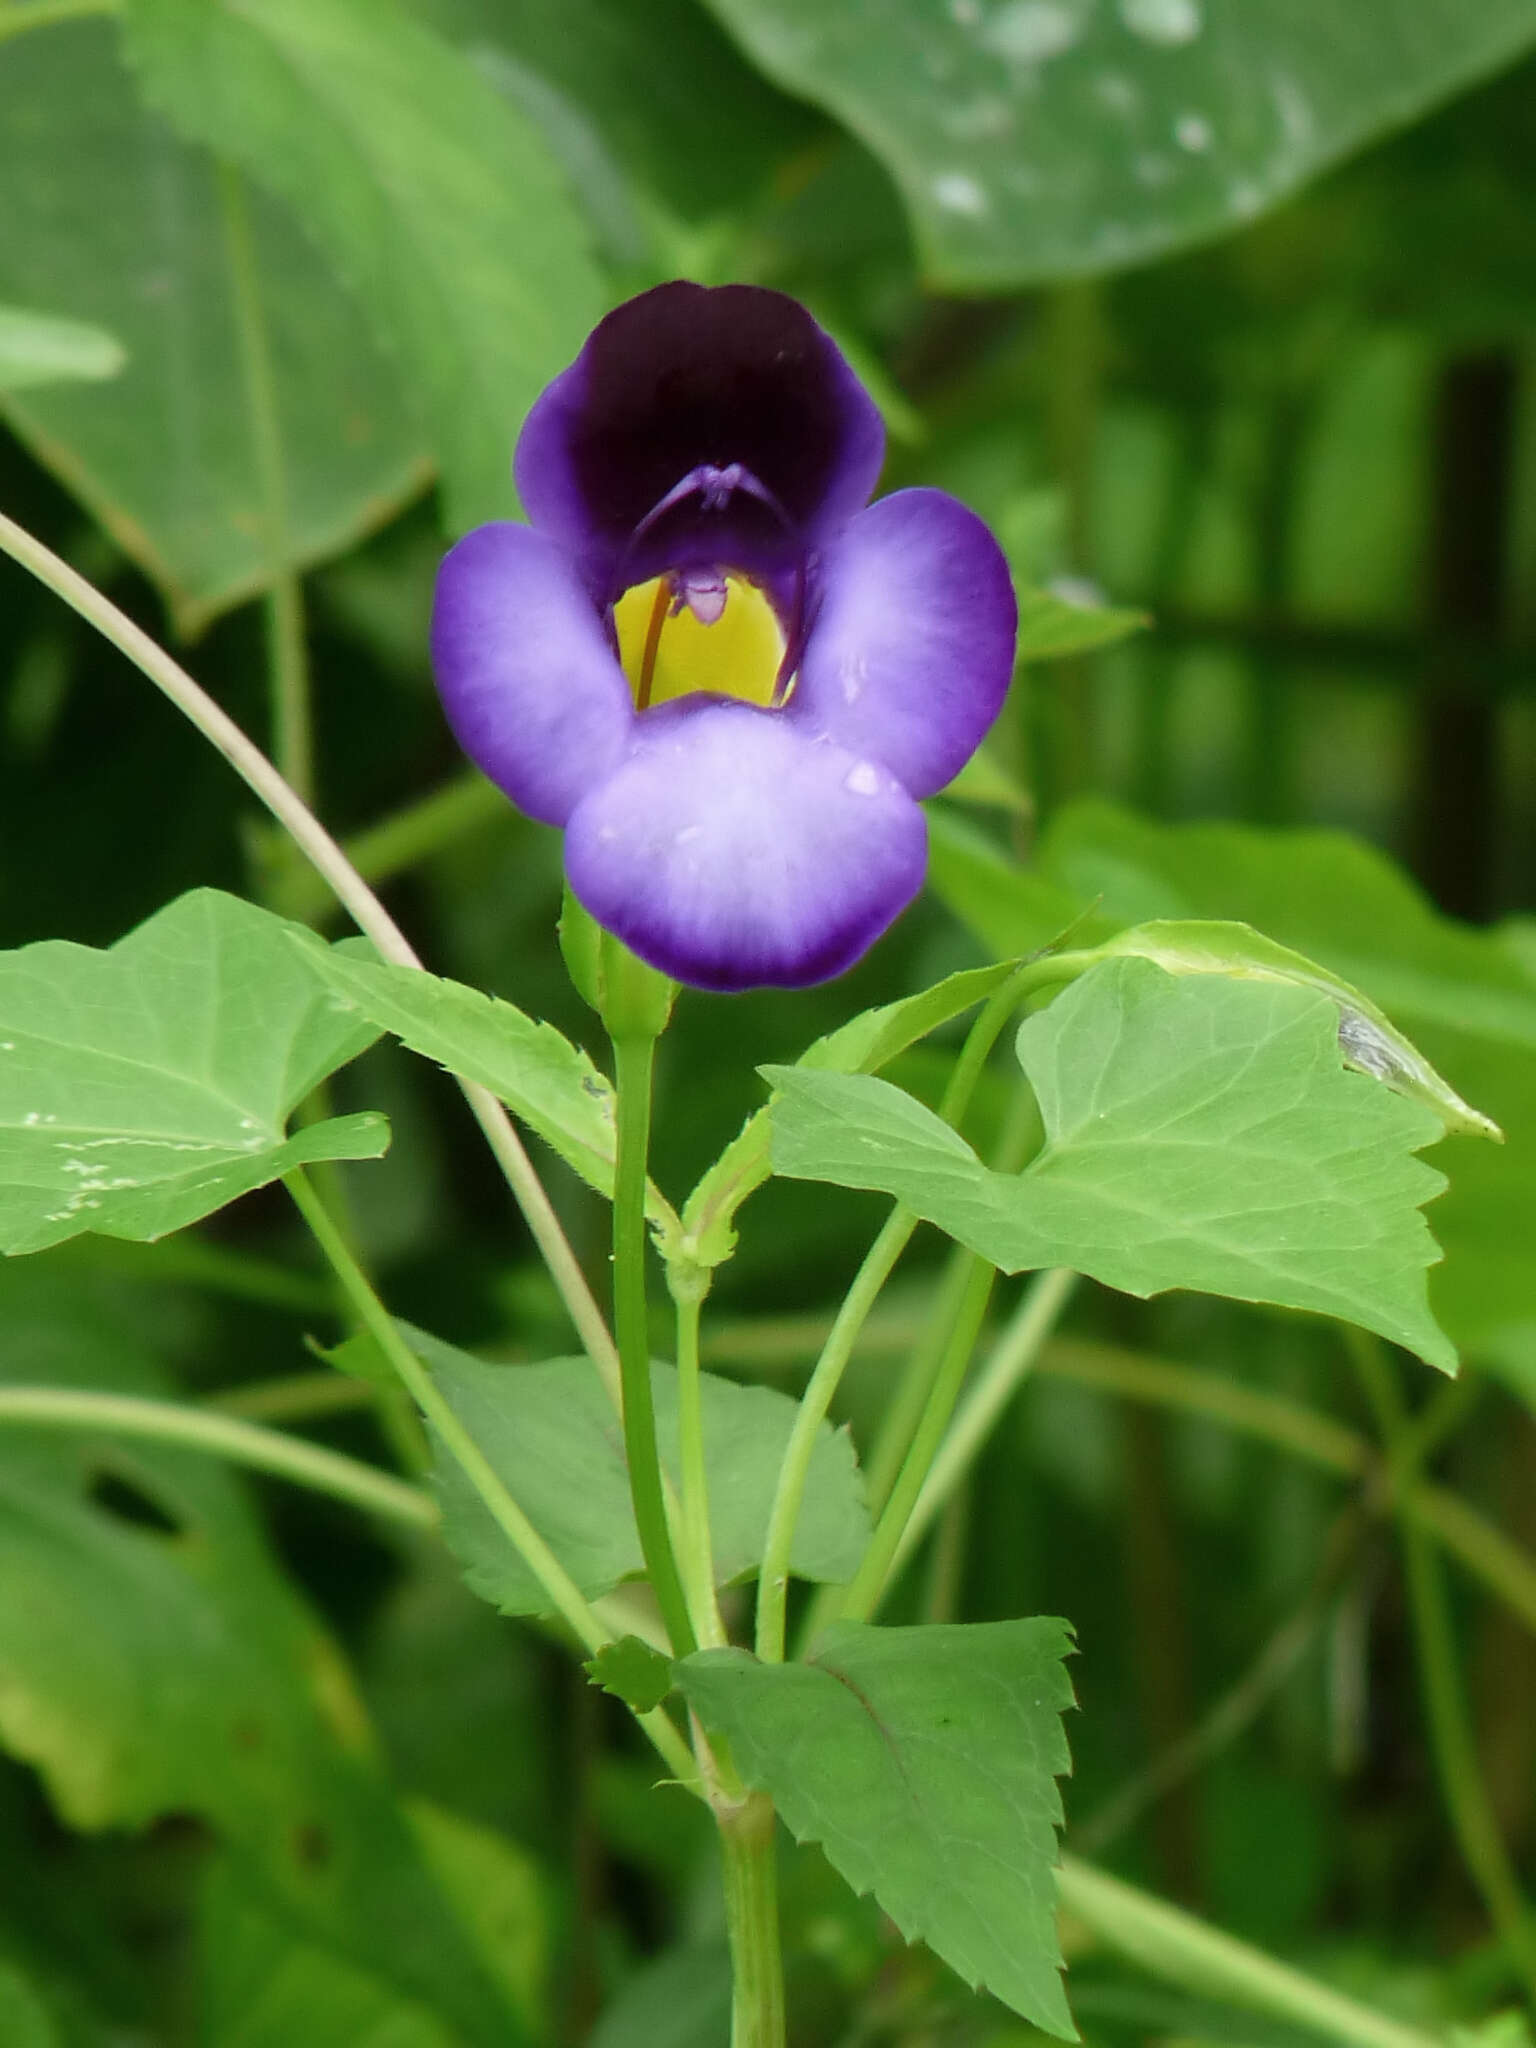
[1043,1335,1367,1475]
[1352,1336,1536,2004]
[1057,1856,1443,2048]
[754,1203,917,1663]
[219,160,311,809]
[801,1078,1045,1648]
[718,1309,1536,1642]
[846,1267,1077,1624]
[0,508,622,1407]
[612,1036,695,1658]
[0,1384,435,1529]
[210,1372,375,1426]
[219,163,430,1464]
[283,1168,695,1785]
[718,1792,786,2048]
[754,961,1067,1663]
[860,1245,980,1513]
[0,0,117,40]
[1409,1483,1536,1642]
[673,1276,727,1648]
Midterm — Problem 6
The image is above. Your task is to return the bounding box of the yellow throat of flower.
[614,573,785,712]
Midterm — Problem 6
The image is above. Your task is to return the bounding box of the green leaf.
[122,0,603,533]
[676,1619,1077,2037]
[1095,919,1500,1140]
[415,1330,869,1612]
[1015,585,1148,663]
[422,0,819,223]
[680,959,1023,1269]
[700,0,1536,287]
[585,1636,675,1714]
[0,891,386,1256]
[0,305,124,394]
[288,939,658,1217]
[0,21,431,634]
[768,955,1455,1369]
[0,1271,524,2047]
[312,1330,399,1390]
[1037,802,1536,1356]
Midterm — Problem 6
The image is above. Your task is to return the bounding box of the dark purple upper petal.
[563,699,926,991]
[430,523,633,827]
[790,488,1017,798]
[515,283,885,598]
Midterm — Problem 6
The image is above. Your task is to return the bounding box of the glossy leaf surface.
[769,956,1455,1368]
[702,0,1536,285]
[124,0,603,532]
[0,892,385,1255]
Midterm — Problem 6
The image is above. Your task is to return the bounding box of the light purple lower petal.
[792,488,1017,798]
[564,701,927,991]
[430,524,633,827]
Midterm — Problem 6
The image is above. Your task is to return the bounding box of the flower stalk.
[612,1032,697,1658]
[717,1791,786,2048]
[284,1167,696,1785]
[672,1267,728,1649]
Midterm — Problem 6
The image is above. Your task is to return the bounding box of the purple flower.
[430,282,1016,993]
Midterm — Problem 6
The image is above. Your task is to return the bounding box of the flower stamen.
[615,572,786,713]
[635,576,670,711]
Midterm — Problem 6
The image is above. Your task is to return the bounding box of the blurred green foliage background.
[2,1,1535,2042]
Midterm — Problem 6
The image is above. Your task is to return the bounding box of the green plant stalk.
[849,1266,1078,1623]
[0,1385,435,1528]
[222,162,429,1476]
[754,958,1059,1663]
[754,1202,917,1663]
[1050,1339,1536,1640]
[0,509,622,1408]
[611,1035,696,1659]
[720,1307,1536,1640]
[800,1070,1045,1648]
[673,1275,727,1649]
[1352,1335,1536,2005]
[1058,1856,1443,2048]
[283,1167,696,1785]
[717,1791,785,2048]
[862,1244,980,1511]
[210,1371,375,1425]
[872,1063,1047,1513]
